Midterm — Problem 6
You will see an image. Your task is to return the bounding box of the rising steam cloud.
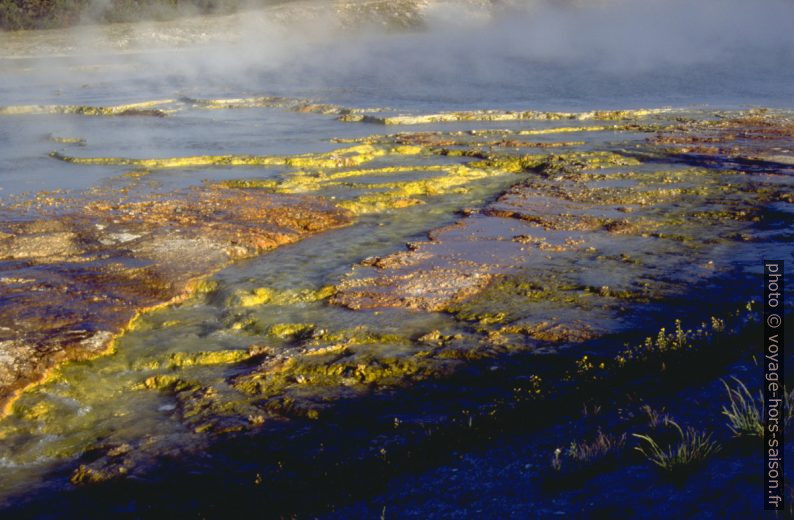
[1,0,793,108]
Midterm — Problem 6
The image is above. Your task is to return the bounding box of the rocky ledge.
[0,186,351,416]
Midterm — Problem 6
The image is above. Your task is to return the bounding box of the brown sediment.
[331,267,494,312]
[0,186,352,417]
[646,110,794,167]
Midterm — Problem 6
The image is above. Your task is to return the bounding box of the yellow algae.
[47,135,86,145]
[222,179,280,190]
[338,108,674,125]
[160,320,181,328]
[517,125,618,136]
[269,323,316,339]
[184,96,380,116]
[0,99,175,117]
[338,194,425,215]
[338,111,567,125]
[334,131,585,149]
[269,175,334,194]
[263,165,449,196]
[580,108,673,120]
[306,285,338,301]
[448,276,595,326]
[88,100,174,113]
[350,358,430,385]
[233,285,337,308]
[132,359,161,371]
[269,285,337,305]
[0,422,16,441]
[234,352,446,398]
[468,151,640,175]
[467,154,549,173]
[238,287,275,307]
[309,326,407,347]
[134,375,200,392]
[285,152,376,169]
[357,176,465,197]
[331,132,453,145]
[186,278,220,295]
[50,151,286,169]
[358,175,473,197]
[323,165,448,182]
[50,144,383,171]
[284,144,384,170]
[333,164,516,214]
[222,161,497,209]
[390,145,424,155]
[17,400,56,421]
[167,350,252,369]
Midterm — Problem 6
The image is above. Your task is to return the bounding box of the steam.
[489,0,794,69]
[1,0,793,108]
[1,0,792,199]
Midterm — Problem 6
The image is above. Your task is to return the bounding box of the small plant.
[568,431,626,463]
[633,318,695,359]
[641,404,670,429]
[551,448,563,471]
[633,420,721,472]
[582,401,602,417]
[710,316,725,332]
[672,319,689,350]
[721,377,763,437]
[550,431,626,475]
[575,355,595,373]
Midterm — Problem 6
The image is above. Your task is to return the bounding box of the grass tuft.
[641,404,670,429]
[568,430,626,463]
[721,377,763,437]
[633,419,720,472]
[551,430,626,475]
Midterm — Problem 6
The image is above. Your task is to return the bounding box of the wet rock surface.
[332,115,793,350]
[0,186,351,416]
[0,102,792,516]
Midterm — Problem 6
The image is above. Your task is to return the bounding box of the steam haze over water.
[1,0,793,111]
[1,0,793,197]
